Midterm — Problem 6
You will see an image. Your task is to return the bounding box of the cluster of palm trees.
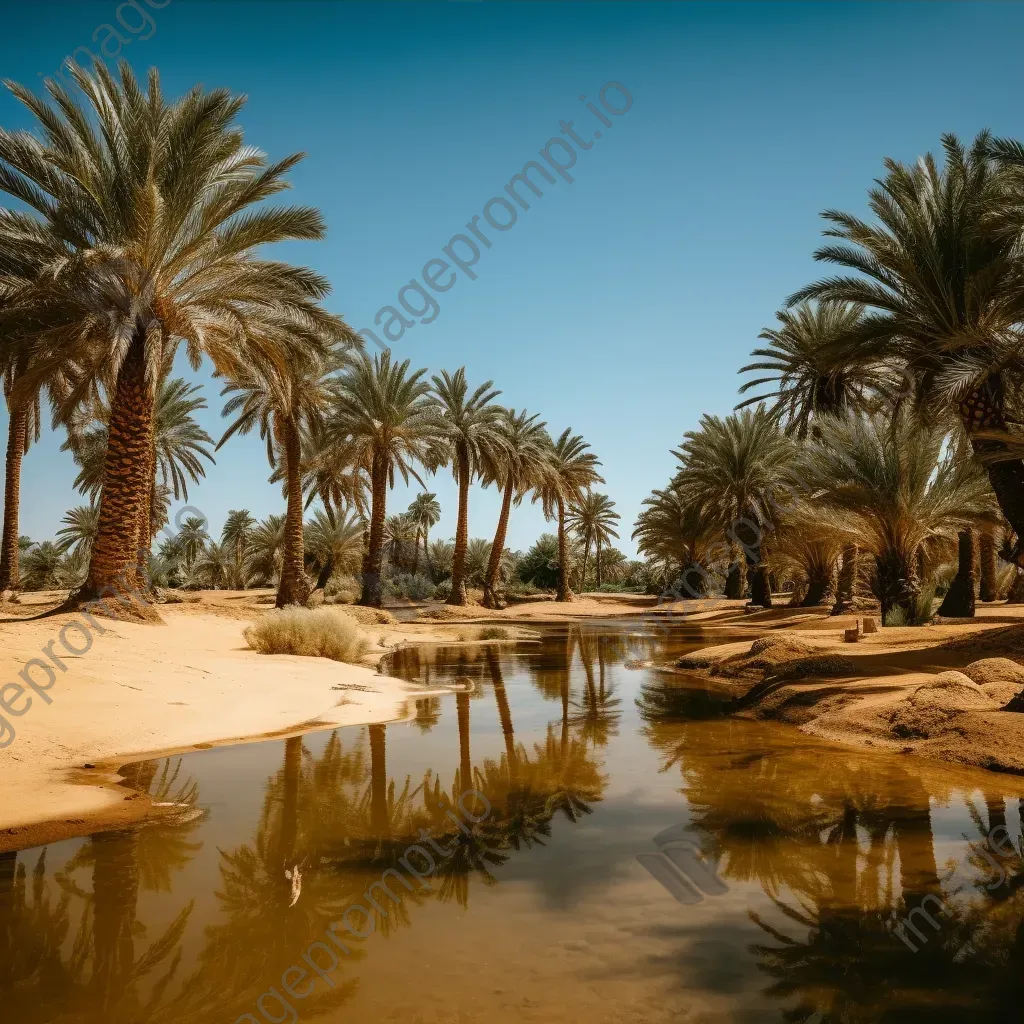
[0,61,621,614]
[636,132,1024,622]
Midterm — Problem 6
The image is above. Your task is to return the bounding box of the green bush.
[883,606,908,627]
[244,608,370,663]
[386,572,435,600]
[433,579,452,600]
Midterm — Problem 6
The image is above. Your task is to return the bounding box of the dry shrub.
[244,608,370,663]
[479,626,511,641]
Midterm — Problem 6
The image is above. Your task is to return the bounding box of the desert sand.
[0,599,500,853]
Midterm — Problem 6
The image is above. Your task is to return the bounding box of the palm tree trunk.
[724,544,746,599]
[960,383,1024,552]
[831,544,858,615]
[938,530,976,618]
[456,690,472,791]
[135,439,156,591]
[368,723,388,837]
[483,478,514,609]
[799,566,832,607]
[79,331,157,619]
[447,448,471,606]
[596,539,602,589]
[556,495,573,602]
[747,551,772,607]
[276,418,310,608]
[877,550,918,621]
[360,452,388,607]
[580,537,590,593]
[1007,569,1024,604]
[979,527,998,602]
[412,531,421,575]
[0,402,28,592]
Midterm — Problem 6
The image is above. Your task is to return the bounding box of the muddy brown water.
[2,622,1024,1023]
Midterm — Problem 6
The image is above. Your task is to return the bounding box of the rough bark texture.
[876,551,918,622]
[831,544,858,615]
[960,382,1024,558]
[800,568,833,607]
[596,540,603,588]
[555,495,573,602]
[483,478,514,609]
[276,418,310,608]
[360,452,388,607]
[78,331,159,621]
[0,403,27,591]
[1006,569,1024,604]
[938,530,976,618]
[447,448,471,605]
[979,528,998,602]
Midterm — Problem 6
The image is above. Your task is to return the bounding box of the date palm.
[566,491,620,589]
[406,492,441,575]
[246,513,286,586]
[674,406,794,606]
[327,351,442,607]
[0,62,351,614]
[795,412,996,619]
[432,369,505,605]
[790,131,1024,557]
[738,300,890,438]
[304,508,364,590]
[220,509,255,572]
[632,484,720,595]
[536,429,603,602]
[482,409,552,608]
[219,347,336,608]
[55,503,99,557]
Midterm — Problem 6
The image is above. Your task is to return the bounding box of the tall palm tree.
[219,347,337,608]
[674,406,794,606]
[221,510,256,574]
[0,62,351,612]
[738,301,890,438]
[432,369,505,605]
[797,412,996,619]
[566,491,620,590]
[406,492,441,575]
[536,429,603,602]
[791,131,1024,555]
[328,352,442,607]
[482,409,552,608]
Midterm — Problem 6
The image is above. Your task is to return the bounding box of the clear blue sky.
[2,1,1023,558]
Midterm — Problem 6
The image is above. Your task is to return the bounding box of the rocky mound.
[889,671,1003,739]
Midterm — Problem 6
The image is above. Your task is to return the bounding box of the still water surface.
[3,622,1024,1022]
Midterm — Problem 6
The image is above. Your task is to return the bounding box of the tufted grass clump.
[244,607,371,664]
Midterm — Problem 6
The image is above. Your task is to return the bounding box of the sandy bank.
[669,604,1024,774]
[0,604,486,852]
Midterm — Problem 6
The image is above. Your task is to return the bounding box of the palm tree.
[432,369,505,605]
[674,406,794,606]
[245,514,286,586]
[738,301,890,438]
[566,491,620,590]
[55,504,100,557]
[328,352,441,607]
[632,485,720,595]
[791,132,1024,555]
[406,492,441,575]
[221,510,256,573]
[482,409,552,608]
[383,513,418,574]
[304,508,363,591]
[536,429,603,602]
[219,347,337,608]
[797,412,996,619]
[0,62,352,612]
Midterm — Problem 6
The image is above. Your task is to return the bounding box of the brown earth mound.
[959,657,1024,706]
[889,671,1002,739]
